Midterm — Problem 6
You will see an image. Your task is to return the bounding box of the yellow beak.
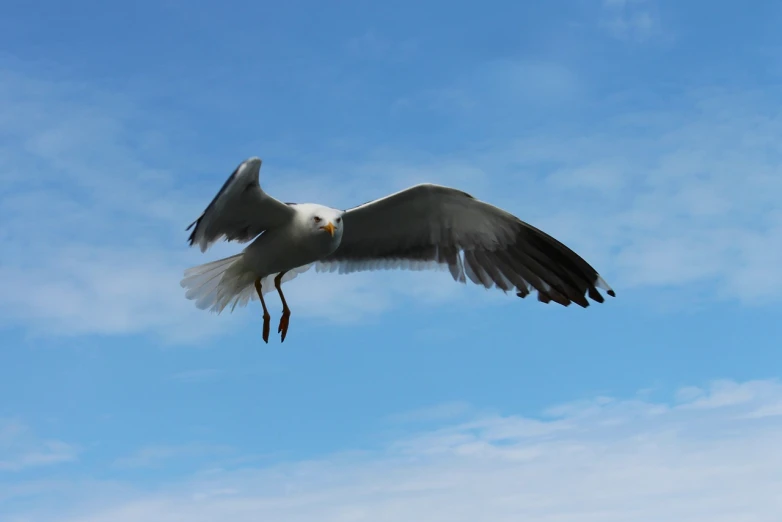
[320,222,336,237]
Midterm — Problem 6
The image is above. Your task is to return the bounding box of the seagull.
[181,156,615,343]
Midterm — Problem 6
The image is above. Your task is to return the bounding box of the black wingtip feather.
[185,216,200,233]
[185,217,202,246]
[514,223,616,308]
[537,293,551,304]
[587,287,605,303]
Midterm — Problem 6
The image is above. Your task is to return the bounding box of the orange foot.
[262,313,271,343]
[278,311,291,343]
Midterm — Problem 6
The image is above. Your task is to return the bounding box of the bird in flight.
[181,157,615,343]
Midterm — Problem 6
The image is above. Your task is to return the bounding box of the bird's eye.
[336,217,341,223]
[314,216,321,223]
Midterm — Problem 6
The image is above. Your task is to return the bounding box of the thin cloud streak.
[0,420,78,472]
[113,444,233,469]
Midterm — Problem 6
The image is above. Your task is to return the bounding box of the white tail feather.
[180,254,312,314]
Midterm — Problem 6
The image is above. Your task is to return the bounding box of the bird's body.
[242,203,344,277]
[181,156,615,342]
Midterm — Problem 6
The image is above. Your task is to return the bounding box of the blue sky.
[2,0,782,520]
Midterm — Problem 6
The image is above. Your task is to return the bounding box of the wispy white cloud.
[344,30,417,62]
[0,68,226,342]
[0,245,225,342]
[170,369,225,384]
[8,379,782,521]
[0,419,77,472]
[384,401,472,425]
[676,379,782,412]
[397,58,583,117]
[114,443,232,469]
[600,0,661,42]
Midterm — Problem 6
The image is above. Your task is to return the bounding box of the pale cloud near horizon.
[1,64,780,342]
[5,378,782,521]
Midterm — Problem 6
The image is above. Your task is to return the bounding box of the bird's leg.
[254,278,271,343]
[275,271,291,342]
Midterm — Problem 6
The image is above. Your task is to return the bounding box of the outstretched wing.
[186,157,296,252]
[318,184,614,307]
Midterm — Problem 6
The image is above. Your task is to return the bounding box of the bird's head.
[306,207,344,240]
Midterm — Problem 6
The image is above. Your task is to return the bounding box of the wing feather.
[186,157,295,252]
[318,183,614,307]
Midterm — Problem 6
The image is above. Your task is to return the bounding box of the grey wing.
[317,184,615,307]
[186,157,296,252]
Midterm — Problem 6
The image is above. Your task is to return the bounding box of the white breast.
[242,217,341,278]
